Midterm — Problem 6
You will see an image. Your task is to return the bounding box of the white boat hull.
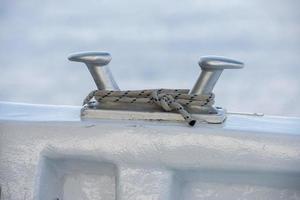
[1,102,300,200]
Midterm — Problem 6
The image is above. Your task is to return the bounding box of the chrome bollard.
[68,51,120,90]
[190,56,244,95]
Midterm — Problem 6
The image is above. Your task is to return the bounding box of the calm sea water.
[1,0,300,116]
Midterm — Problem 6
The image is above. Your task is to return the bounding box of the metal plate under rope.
[83,89,215,126]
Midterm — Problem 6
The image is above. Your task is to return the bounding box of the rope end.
[189,120,196,126]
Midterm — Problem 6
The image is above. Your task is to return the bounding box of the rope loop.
[83,89,215,126]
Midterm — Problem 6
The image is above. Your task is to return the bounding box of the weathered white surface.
[0,102,300,200]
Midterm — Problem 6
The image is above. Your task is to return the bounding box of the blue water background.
[1,0,299,116]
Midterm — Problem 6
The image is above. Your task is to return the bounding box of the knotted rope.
[83,89,215,126]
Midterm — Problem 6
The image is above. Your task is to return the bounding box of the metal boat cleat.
[69,52,243,124]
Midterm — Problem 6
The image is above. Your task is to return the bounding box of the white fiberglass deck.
[0,102,300,200]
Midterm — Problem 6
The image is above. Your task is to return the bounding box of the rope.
[83,89,215,126]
